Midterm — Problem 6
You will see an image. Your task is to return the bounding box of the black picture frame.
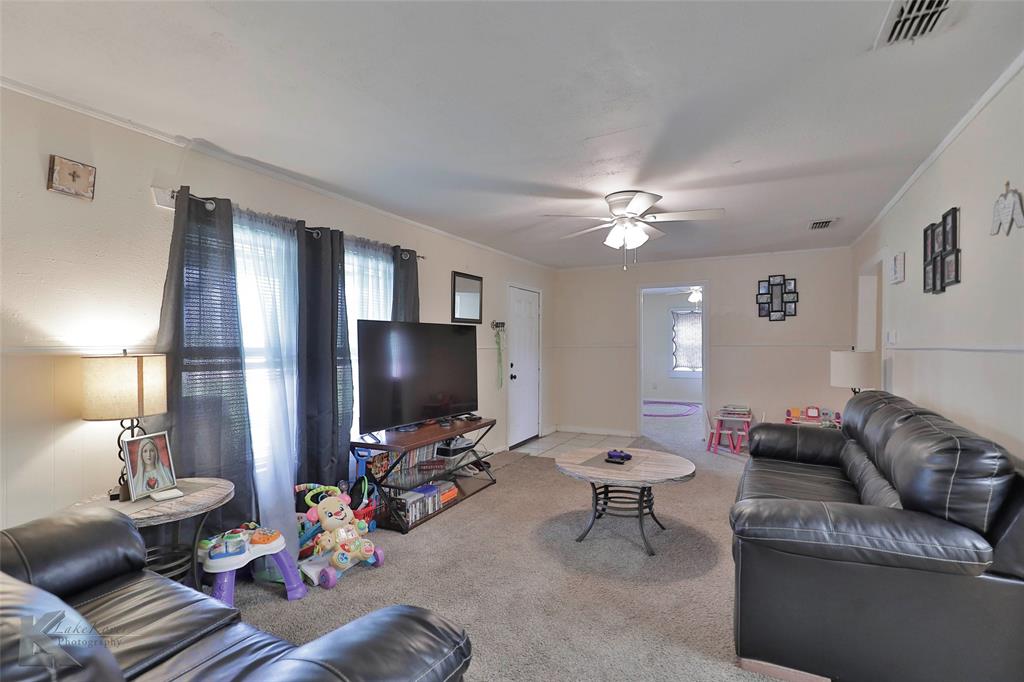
[923,224,934,261]
[942,207,958,253]
[769,311,785,322]
[756,293,770,304]
[758,303,769,317]
[451,271,483,324]
[784,278,797,293]
[923,259,934,293]
[782,292,798,303]
[770,283,784,312]
[931,255,944,293]
[932,222,945,254]
[941,249,961,287]
[757,280,769,295]
[768,274,784,285]
[784,302,797,317]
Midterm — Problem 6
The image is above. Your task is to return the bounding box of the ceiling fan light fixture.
[603,222,627,249]
[622,220,649,249]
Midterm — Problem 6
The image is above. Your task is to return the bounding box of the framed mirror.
[451,271,483,324]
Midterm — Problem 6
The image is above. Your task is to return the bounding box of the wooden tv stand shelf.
[350,418,497,533]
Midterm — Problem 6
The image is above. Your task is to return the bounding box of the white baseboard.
[554,425,639,438]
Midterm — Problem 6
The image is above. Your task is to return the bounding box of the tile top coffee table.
[555,448,696,555]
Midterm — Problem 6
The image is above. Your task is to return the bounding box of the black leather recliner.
[0,508,471,681]
[731,391,1024,682]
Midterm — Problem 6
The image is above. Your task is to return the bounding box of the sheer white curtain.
[233,209,299,574]
[344,236,393,437]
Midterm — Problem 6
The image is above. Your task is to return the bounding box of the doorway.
[638,284,707,452]
[507,284,541,449]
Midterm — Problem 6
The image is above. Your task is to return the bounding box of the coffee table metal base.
[576,483,666,556]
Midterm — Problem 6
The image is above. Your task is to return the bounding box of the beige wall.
[851,67,1024,455]
[1,90,556,527]
[552,247,855,436]
[640,291,702,404]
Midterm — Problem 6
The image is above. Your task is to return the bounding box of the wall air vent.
[808,219,834,231]
[874,0,957,49]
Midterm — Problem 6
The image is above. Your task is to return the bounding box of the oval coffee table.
[555,448,696,555]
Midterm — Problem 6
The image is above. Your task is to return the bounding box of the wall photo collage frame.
[923,207,960,294]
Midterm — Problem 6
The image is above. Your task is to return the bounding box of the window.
[344,236,394,437]
[671,309,702,374]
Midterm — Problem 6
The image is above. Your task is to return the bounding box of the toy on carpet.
[294,483,384,589]
[198,522,307,606]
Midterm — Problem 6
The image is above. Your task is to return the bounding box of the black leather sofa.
[0,508,471,681]
[730,391,1024,681]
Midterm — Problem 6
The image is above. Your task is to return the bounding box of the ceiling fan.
[547,191,724,250]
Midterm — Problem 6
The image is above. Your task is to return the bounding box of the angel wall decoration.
[992,181,1024,236]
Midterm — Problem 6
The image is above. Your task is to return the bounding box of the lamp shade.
[81,354,167,420]
[830,351,876,390]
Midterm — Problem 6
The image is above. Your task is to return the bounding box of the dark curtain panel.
[148,186,256,529]
[392,246,420,322]
[296,223,353,485]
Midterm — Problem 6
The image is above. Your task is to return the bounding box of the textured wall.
[850,68,1024,455]
[1,90,556,527]
[551,247,855,435]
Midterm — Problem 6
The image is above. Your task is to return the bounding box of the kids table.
[707,411,752,455]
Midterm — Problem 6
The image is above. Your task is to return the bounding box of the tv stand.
[350,418,496,534]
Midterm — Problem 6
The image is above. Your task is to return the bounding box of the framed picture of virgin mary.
[123,432,177,501]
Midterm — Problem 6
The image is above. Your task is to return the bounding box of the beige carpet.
[234,435,764,681]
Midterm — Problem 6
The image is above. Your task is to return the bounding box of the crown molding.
[560,244,852,273]
[853,48,1024,248]
[1,77,188,146]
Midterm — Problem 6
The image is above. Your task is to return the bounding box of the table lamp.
[830,350,876,394]
[82,351,168,500]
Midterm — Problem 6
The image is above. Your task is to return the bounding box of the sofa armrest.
[730,498,992,576]
[0,508,146,598]
[250,605,470,681]
[748,423,846,466]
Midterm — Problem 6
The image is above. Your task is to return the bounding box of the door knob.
[510,374,518,380]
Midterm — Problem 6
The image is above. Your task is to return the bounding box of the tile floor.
[511,431,636,458]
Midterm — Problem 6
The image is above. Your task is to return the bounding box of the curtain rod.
[163,188,425,259]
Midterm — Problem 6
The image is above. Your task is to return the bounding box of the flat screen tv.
[357,320,478,434]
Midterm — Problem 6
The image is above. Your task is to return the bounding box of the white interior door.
[507,285,541,448]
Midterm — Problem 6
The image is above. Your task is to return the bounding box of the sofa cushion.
[731,499,994,576]
[737,459,860,504]
[860,403,942,464]
[65,571,239,679]
[134,622,292,681]
[1,572,125,682]
[840,441,902,509]
[0,508,146,600]
[879,413,1016,535]
[841,390,913,445]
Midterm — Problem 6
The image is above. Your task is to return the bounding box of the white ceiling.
[2,2,1022,268]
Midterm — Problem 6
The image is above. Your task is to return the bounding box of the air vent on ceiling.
[874,0,956,49]
[808,219,835,231]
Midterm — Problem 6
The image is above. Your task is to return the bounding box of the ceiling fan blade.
[639,223,667,240]
[542,214,611,220]
[643,208,725,223]
[560,222,613,240]
[624,191,662,216]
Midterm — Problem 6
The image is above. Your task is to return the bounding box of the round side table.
[66,477,234,586]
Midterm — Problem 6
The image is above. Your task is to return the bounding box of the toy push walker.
[295,484,384,589]
[198,523,307,606]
